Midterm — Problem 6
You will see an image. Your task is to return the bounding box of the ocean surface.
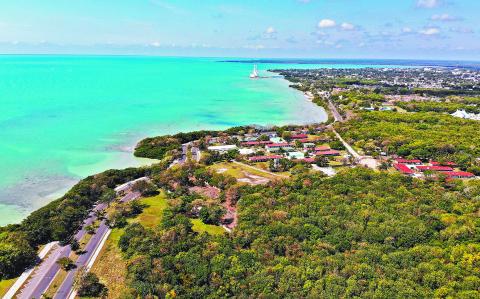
[0,56,429,226]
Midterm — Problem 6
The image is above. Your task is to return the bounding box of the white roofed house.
[239,148,255,155]
[287,152,305,160]
[114,177,149,195]
[207,145,237,153]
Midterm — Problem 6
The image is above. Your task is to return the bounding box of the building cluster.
[393,158,475,179]
[451,109,480,121]
[278,67,480,91]
[207,129,347,167]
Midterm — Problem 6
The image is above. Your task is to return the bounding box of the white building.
[207,145,238,153]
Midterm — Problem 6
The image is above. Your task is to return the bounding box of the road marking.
[86,228,111,271]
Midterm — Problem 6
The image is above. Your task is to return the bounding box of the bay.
[0,55,329,225]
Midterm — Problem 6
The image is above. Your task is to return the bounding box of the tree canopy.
[118,168,480,298]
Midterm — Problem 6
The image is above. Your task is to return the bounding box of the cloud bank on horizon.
[0,0,478,60]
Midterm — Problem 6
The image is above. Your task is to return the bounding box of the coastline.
[304,91,314,101]
[0,70,327,227]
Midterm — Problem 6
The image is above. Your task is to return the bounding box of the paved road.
[53,191,140,299]
[17,203,106,299]
[53,220,110,299]
[17,245,70,299]
[191,146,201,163]
[15,187,140,299]
[179,143,189,163]
[333,129,378,169]
[326,98,378,169]
[176,143,202,165]
[332,129,360,160]
[328,99,344,122]
[3,242,57,299]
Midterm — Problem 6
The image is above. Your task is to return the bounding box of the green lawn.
[0,278,17,297]
[132,193,169,228]
[209,162,284,180]
[90,193,169,299]
[191,219,226,236]
[90,228,131,299]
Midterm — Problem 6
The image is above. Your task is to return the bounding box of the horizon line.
[0,53,479,63]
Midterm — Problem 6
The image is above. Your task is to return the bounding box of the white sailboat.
[250,64,259,79]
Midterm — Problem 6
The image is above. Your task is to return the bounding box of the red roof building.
[315,150,340,156]
[296,139,311,143]
[266,143,290,148]
[395,158,422,165]
[416,165,454,172]
[445,171,475,179]
[291,134,309,139]
[394,163,415,175]
[249,155,283,162]
[302,158,316,163]
[315,145,331,152]
[241,141,273,146]
[430,161,457,167]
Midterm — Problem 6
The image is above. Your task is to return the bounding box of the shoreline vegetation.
[2,65,480,298]
[0,68,327,284]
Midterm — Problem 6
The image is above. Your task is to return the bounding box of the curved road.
[12,190,140,299]
[54,191,140,299]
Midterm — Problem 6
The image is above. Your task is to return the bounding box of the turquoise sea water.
[0,56,409,226]
[0,56,330,225]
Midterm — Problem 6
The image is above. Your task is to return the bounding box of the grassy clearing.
[329,160,344,167]
[131,193,169,228]
[91,194,169,298]
[209,162,282,180]
[90,228,131,299]
[0,278,17,297]
[191,219,226,236]
[252,162,290,176]
[393,106,408,113]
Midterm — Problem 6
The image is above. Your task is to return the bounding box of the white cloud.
[449,27,474,34]
[318,19,336,28]
[419,27,440,35]
[416,0,441,8]
[260,26,278,40]
[265,26,276,34]
[431,14,458,21]
[150,41,161,47]
[316,40,334,46]
[149,0,187,14]
[243,44,265,50]
[402,27,413,33]
[341,22,355,31]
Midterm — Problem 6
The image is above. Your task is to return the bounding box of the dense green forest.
[337,111,480,166]
[332,90,386,107]
[0,167,151,279]
[134,128,247,160]
[118,167,480,298]
[396,100,480,114]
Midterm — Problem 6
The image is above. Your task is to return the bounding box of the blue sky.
[0,0,479,60]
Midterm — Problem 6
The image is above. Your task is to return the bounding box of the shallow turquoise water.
[0,56,332,225]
